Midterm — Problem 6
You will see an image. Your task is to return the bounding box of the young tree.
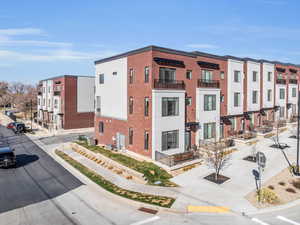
[202,139,231,181]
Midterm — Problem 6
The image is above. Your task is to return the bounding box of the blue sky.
[0,0,299,84]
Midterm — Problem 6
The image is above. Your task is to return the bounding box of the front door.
[185,131,191,151]
[116,133,125,150]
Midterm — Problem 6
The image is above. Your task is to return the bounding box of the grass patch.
[76,142,176,187]
[56,150,175,208]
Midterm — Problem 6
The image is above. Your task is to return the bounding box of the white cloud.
[186,44,219,49]
[0,28,44,36]
[0,39,72,48]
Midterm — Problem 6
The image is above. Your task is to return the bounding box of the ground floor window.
[129,128,133,145]
[292,104,296,115]
[99,121,104,133]
[229,117,236,130]
[203,122,216,139]
[220,123,224,139]
[162,130,179,151]
[279,107,285,118]
[144,131,149,150]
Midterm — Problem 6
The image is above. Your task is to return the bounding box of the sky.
[0,0,299,84]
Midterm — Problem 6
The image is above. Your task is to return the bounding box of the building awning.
[221,117,232,125]
[276,67,286,73]
[290,68,298,73]
[260,109,266,116]
[243,112,251,120]
[197,61,220,70]
[153,57,185,68]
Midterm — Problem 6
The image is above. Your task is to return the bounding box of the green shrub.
[256,188,279,204]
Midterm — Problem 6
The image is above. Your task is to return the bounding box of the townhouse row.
[93,46,300,160]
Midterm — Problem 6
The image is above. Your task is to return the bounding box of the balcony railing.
[197,79,220,88]
[276,79,286,85]
[153,79,185,90]
[289,79,298,84]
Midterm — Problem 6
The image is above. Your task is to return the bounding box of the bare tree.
[202,139,231,181]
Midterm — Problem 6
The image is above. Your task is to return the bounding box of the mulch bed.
[243,156,257,163]
[204,173,230,184]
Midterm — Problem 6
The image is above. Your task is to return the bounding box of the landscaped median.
[55,150,176,208]
[76,142,177,187]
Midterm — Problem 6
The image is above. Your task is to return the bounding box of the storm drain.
[138,207,158,214]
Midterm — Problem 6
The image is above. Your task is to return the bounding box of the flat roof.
[94,45,300,68]
[40,75,94,82]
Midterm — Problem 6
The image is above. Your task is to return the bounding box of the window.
[279,107,285,118]
[38,99,41,106]
[162,97,179,116]
[220,123,224,139]
[292,87,297,97]
[252,71,257,82]
[252,91,258,104]
[186,97,192,106]
[234,92,241,107]
[129,128,133,145]
[48,99,51,106]
[203,123,216,139]
[144,67,149,83]
[267,72,272,81]
[229,118,236,130]
[279,88,285,99]
[220,95,224,102]
[99,74,104,84]
[144,97,149,116]
[220,71,225,79]
[186,70,192,80]
[162,130,179,151]
[112,71,117,76]
[234,71,241,82]
[267,89,272,101]
[48,87,51,93]
[278,73,283,79]
[129,97,134,114]
[99,121,104,133]
[129,69,134,84]
[159,67,176,82]
[144,131,149,150]
[96,96,101,113]
[202,70,213,81]
[43,99,45,106]
[43,87,45,93]
[204,95,216,111]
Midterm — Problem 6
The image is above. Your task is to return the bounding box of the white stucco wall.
[196,88,220,142]
[246,61,261,111]
[77,77,95,112]
[288,84,298,117]
[95,57,128,120]
[151,90,186,159]
[227,59,244,115]
[275,84,286,119]
[47,80,53,112]
[262,63,275,108]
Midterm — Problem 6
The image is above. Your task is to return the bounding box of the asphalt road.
[38,132,93,146]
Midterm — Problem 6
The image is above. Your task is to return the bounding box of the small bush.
[126,176,133,180]
[292,180,300,190]
[257,188,279,204]
[268,185,275,190]
[286,188,297,193]
[279,181,285,186]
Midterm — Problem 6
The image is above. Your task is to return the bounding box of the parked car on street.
[0,147,16,168]
[12,122,26,134]
[6,122,16,129]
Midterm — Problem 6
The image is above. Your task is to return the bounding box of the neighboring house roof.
[39,75,94,82]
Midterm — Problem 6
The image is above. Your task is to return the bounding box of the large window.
[204,95,216,111]
[144,66,149,83]
[129,128,133,145]
[234,92,241,107]
[99,121,104,133]
[144,97,149,116]
[202,70,213,81]
[252,90,258,104]
[144,131,149,150]
[292,87,297,97]
[159,67,176,82]
[129,97,134,114]
[267,89,272,102]
[234,71,241,82]
[252,71,257,82]
[99,74,104,84]
[279,88,285,99]
[204,123,216,139]
[267,72,272,81]
[162,130,179,151]
[162,97,179,116]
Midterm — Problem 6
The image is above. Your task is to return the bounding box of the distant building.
[37,75,95,130]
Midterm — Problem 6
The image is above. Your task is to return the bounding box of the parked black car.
[12,122,26,134]
[0,147,16,168]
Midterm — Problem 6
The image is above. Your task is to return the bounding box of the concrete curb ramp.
[187,206,230,213]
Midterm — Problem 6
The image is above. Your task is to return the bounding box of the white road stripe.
[251,218,270,225]
[130,216,160,225]
[277,216,300,225]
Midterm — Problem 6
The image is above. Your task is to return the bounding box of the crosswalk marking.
[251,218,270,225]
[277,216,300,225]
[130,216,160,225]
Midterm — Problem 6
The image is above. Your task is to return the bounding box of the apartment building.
[37,75,95,130]
[94,45,300,160]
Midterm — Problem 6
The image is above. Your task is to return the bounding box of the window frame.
[186,70,192,80]
[203,122,216,139]
[144,66,149,83]
[129,97,134,114]
[161,130,179,151]
[144,97,149,116]
[234,92,241,107]
[252,90,258,104]
[162,97,179,117]
[99,74,104,84]
[129,128,133,145]
[99,121,104,133]
[204,95,216,111]
[144,131,149,150]
[234,71,241,82]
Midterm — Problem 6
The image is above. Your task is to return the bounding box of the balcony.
[54,91,61,96]
[276,79,286,85]
[197,79,220,88]
[289,79,298,84]
[153,79,185,90]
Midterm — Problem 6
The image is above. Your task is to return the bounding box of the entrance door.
[116,133,125,150]
[185,131,191,151]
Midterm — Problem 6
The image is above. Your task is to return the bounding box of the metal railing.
[276,79,286,84]
[289,79,298,84]
[153,79,185,90]
[197,79,220,88]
